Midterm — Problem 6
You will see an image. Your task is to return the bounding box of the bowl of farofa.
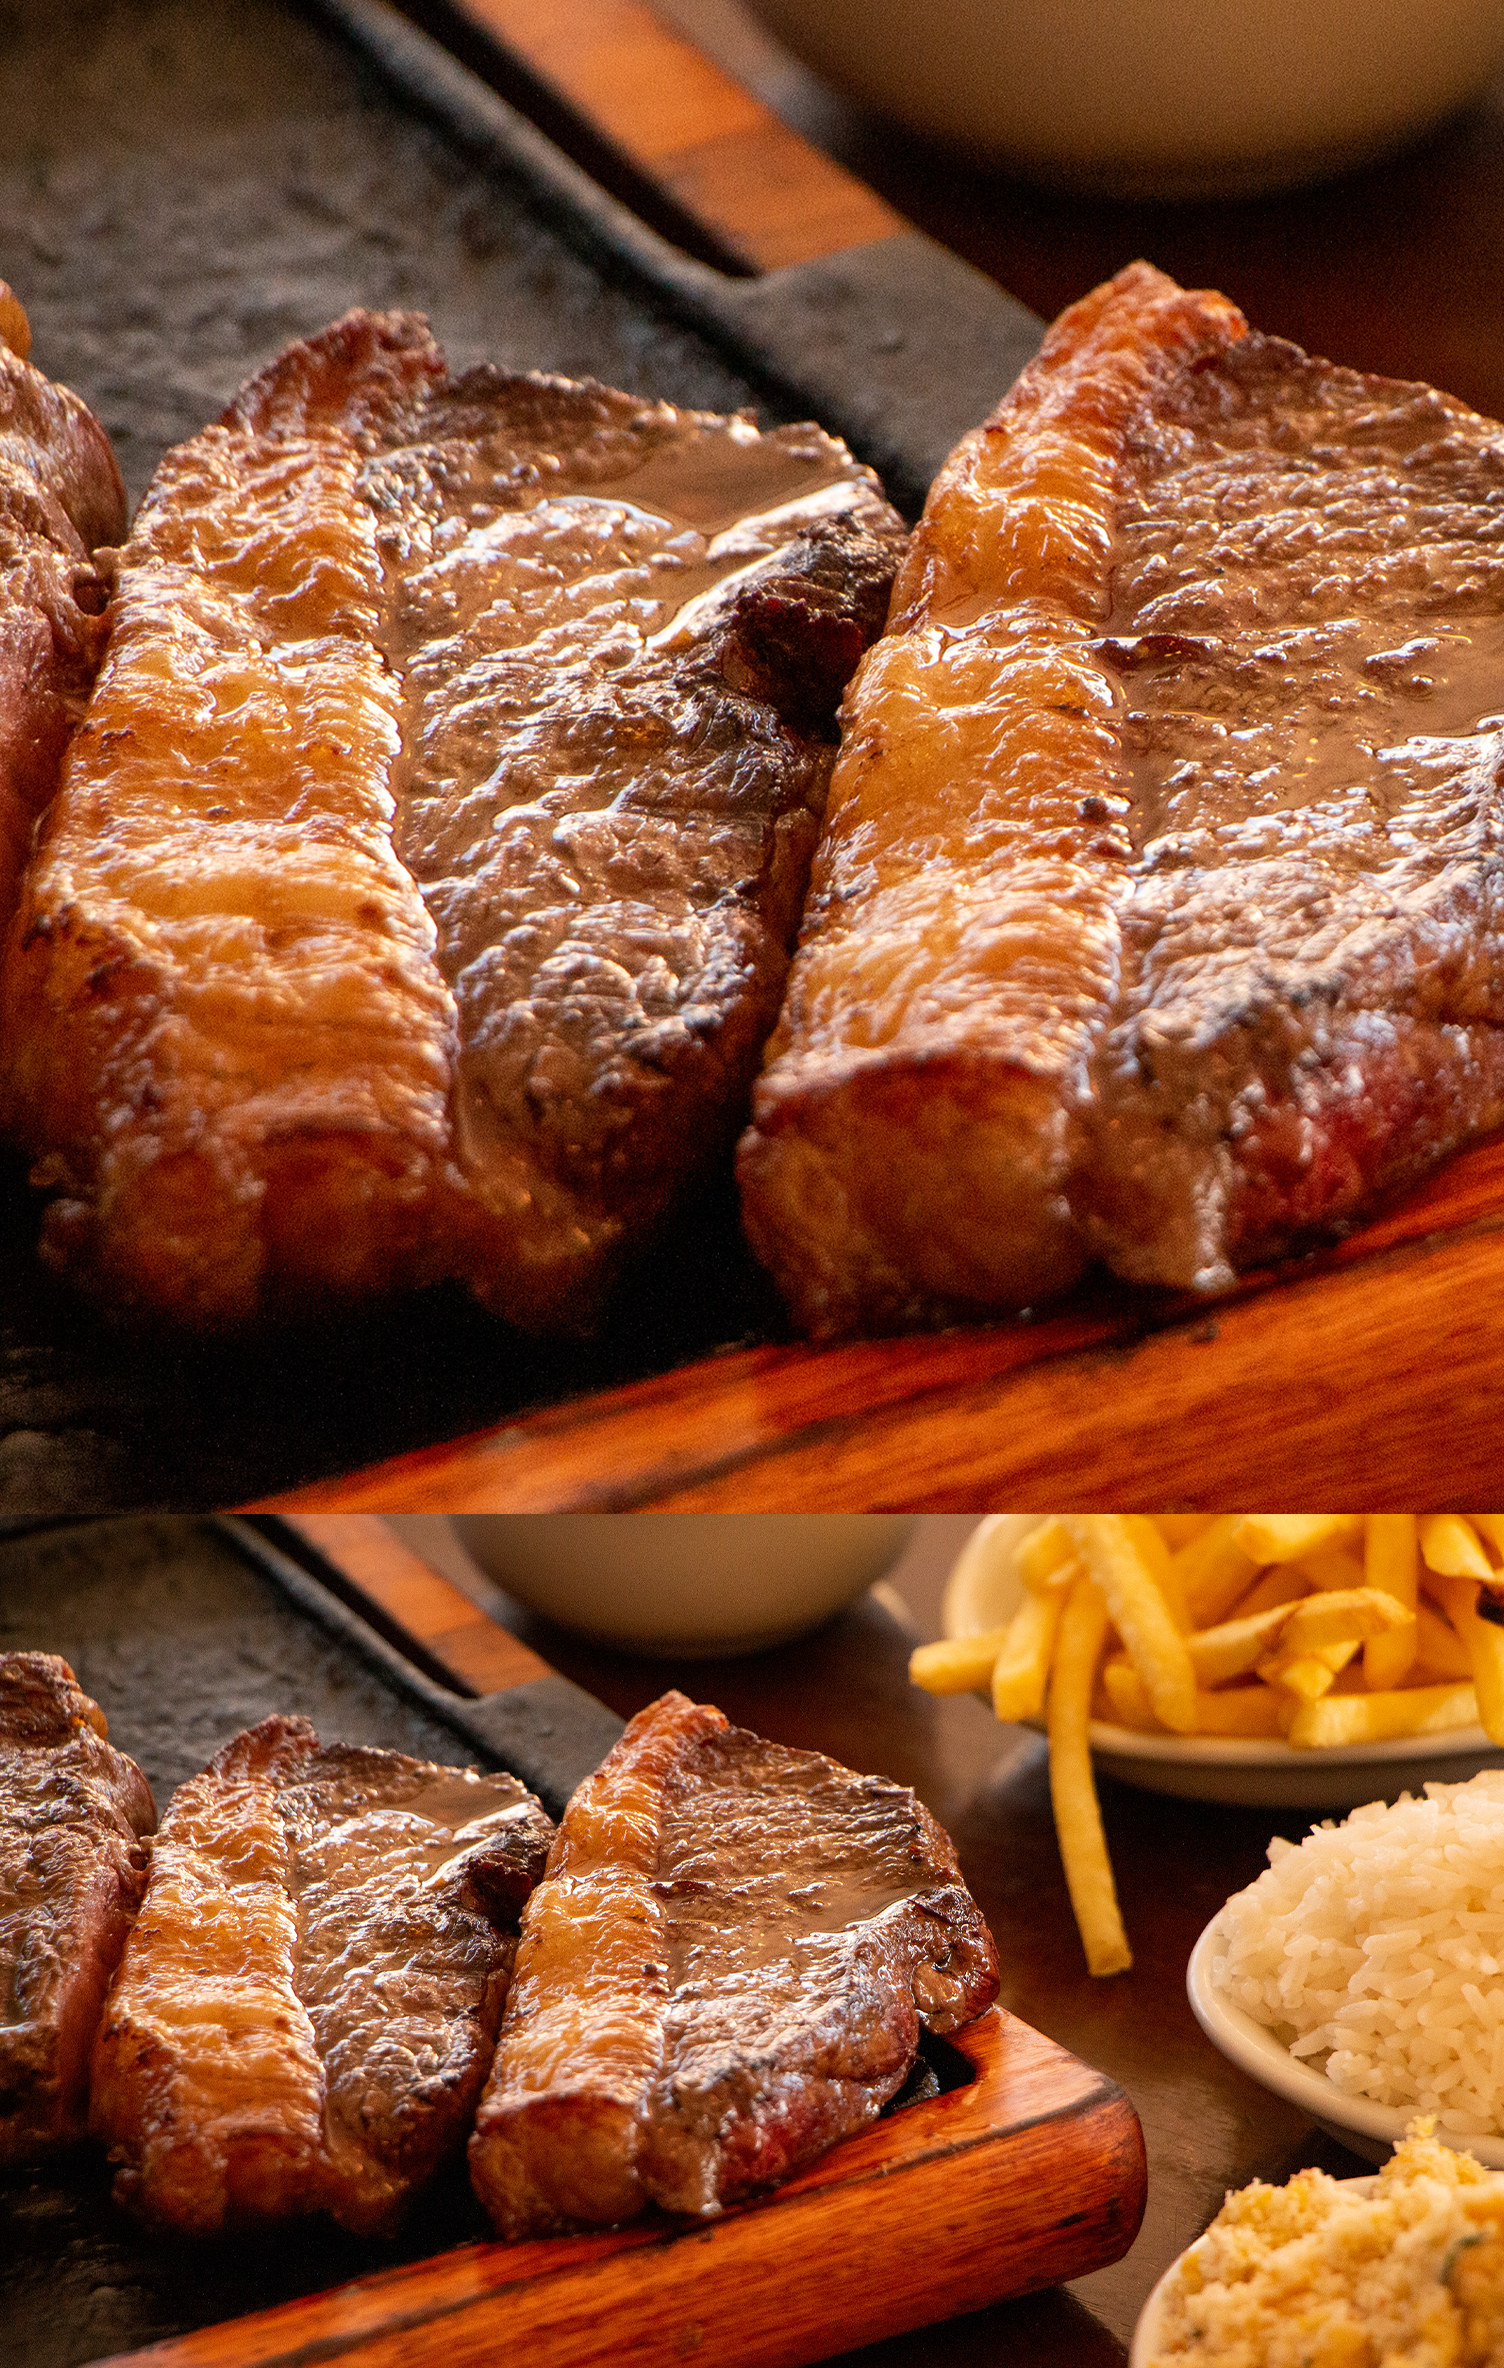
[1129,2135,1504,2366]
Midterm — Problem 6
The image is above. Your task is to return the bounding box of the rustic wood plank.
[276,1514,553,1692]
[257,1138,1504,1512]
[441,0,905,268]
[99,2009,1145,2368]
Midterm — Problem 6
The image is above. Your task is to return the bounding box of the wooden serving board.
[91,1514,1145,2368]
[251,0,1504,1514]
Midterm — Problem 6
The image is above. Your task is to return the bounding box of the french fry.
[1259,1641,1360,1703]
[941,1514,1036,1631]
[1425,1574,1504,1742]
[1280,1587,1410,1656]
[1287,1681,1481,1747]
[1292,1547,1367,1595]
[909,1631,1010,1695]
[1048,1576,1130,1976]
[1420,1515,1494,1582]
[1174,1515,1261,1627]
[1186,1601,1303,1686]
[1228,1562,1312,1619]
[1104,1661,1288,1737]
[991,1591,1063,1723]
[1363,1514,1418,1689]
[1154,1516,1216,1547]
[1415,1598,1471,1682]
[1235,1514,1362,1563]
[1062,1515,1197,1733]
[920,1510,1500,1987]
[1469,1515,1504,1563]
[1101,1655,1159,1730]
[1013,1516,1081,1597]
[1123,1513,1189,1630]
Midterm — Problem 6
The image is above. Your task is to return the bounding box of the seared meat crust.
[90,1713,552,2236]
[3,313,904,1331]
[0,1652,155,2165]
[0,284,125,945]
[469,1690,998,2238]
[740,262,1504,1333]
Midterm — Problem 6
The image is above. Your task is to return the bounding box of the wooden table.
[397,1514,1372,2366]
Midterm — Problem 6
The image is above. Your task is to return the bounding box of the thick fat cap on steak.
[0,282,125,949]
[1,309,905,1332]
[739,260,1504,1336]
[0,1652,155,2165]
[468,1690,999,2237]
[90,1713,553,2236]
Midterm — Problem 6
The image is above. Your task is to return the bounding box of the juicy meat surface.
[469,1691,999,2237]
[0,1652,155,2165]
[90,1714,552,2236]
[0,283,125,944]
[739,261,1504,1336]
[2,309,904,1332]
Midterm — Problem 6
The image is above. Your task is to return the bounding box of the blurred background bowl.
[451,1514,915,1655]
[741,0,1504,197]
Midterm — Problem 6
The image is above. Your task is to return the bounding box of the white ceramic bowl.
[1129,2177,1374,2368]
[942,1518,1504,1808]
[744,0,1504,197]
[1186,1913,1504,2170]
[451,1514,914,1656]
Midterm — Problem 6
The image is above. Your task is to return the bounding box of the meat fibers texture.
[739,261,1504,1335]
[2,309,905,1333]
[89,1714,553,2236]
[0,282,125,946]
[469,1690,999,2237]
[0,1652,155,2165]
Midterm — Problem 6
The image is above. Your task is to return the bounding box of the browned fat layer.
[92,1719,551,2239]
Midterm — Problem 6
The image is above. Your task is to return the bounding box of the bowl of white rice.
[1189,1772,1504,2168]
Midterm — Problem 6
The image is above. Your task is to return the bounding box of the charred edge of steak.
[717,515,907,734]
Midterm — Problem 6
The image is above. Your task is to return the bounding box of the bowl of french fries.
[910,1514,1504,1976]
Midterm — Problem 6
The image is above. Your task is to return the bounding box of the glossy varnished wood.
[100,2009,1143,2368]
[435,0,902,268]
[261,1137,1504,1510]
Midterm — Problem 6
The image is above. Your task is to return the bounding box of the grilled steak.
[91,1714,552,2236]
[0,283,124,940]
[469,1691,999,2237]
[740,261,1504,1335]
[0,1652,154,2165]
[3,310,904,1332]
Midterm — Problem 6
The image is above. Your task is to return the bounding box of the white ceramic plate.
[1128,2178,1374,2368]
[943,1518,1504,1808]
[1186,1913,1504,2170]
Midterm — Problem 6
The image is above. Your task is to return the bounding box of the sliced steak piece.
[0,1652,155,2165]
[469,1691,999,2237]
[739,261,1504,1335]
[3,310,904,1332]
[0,283,125,941]
[90,1714,552,2236]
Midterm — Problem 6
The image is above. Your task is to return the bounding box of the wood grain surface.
[98,2009,1140,2368]
[434,0,902,266]
[261,1136,1504,1511]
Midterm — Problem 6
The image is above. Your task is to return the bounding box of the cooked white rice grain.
[1214,1771,1504,2135]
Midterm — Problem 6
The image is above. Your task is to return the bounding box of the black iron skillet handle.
[221,1514,624,1816]
[309,0,1044,515]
